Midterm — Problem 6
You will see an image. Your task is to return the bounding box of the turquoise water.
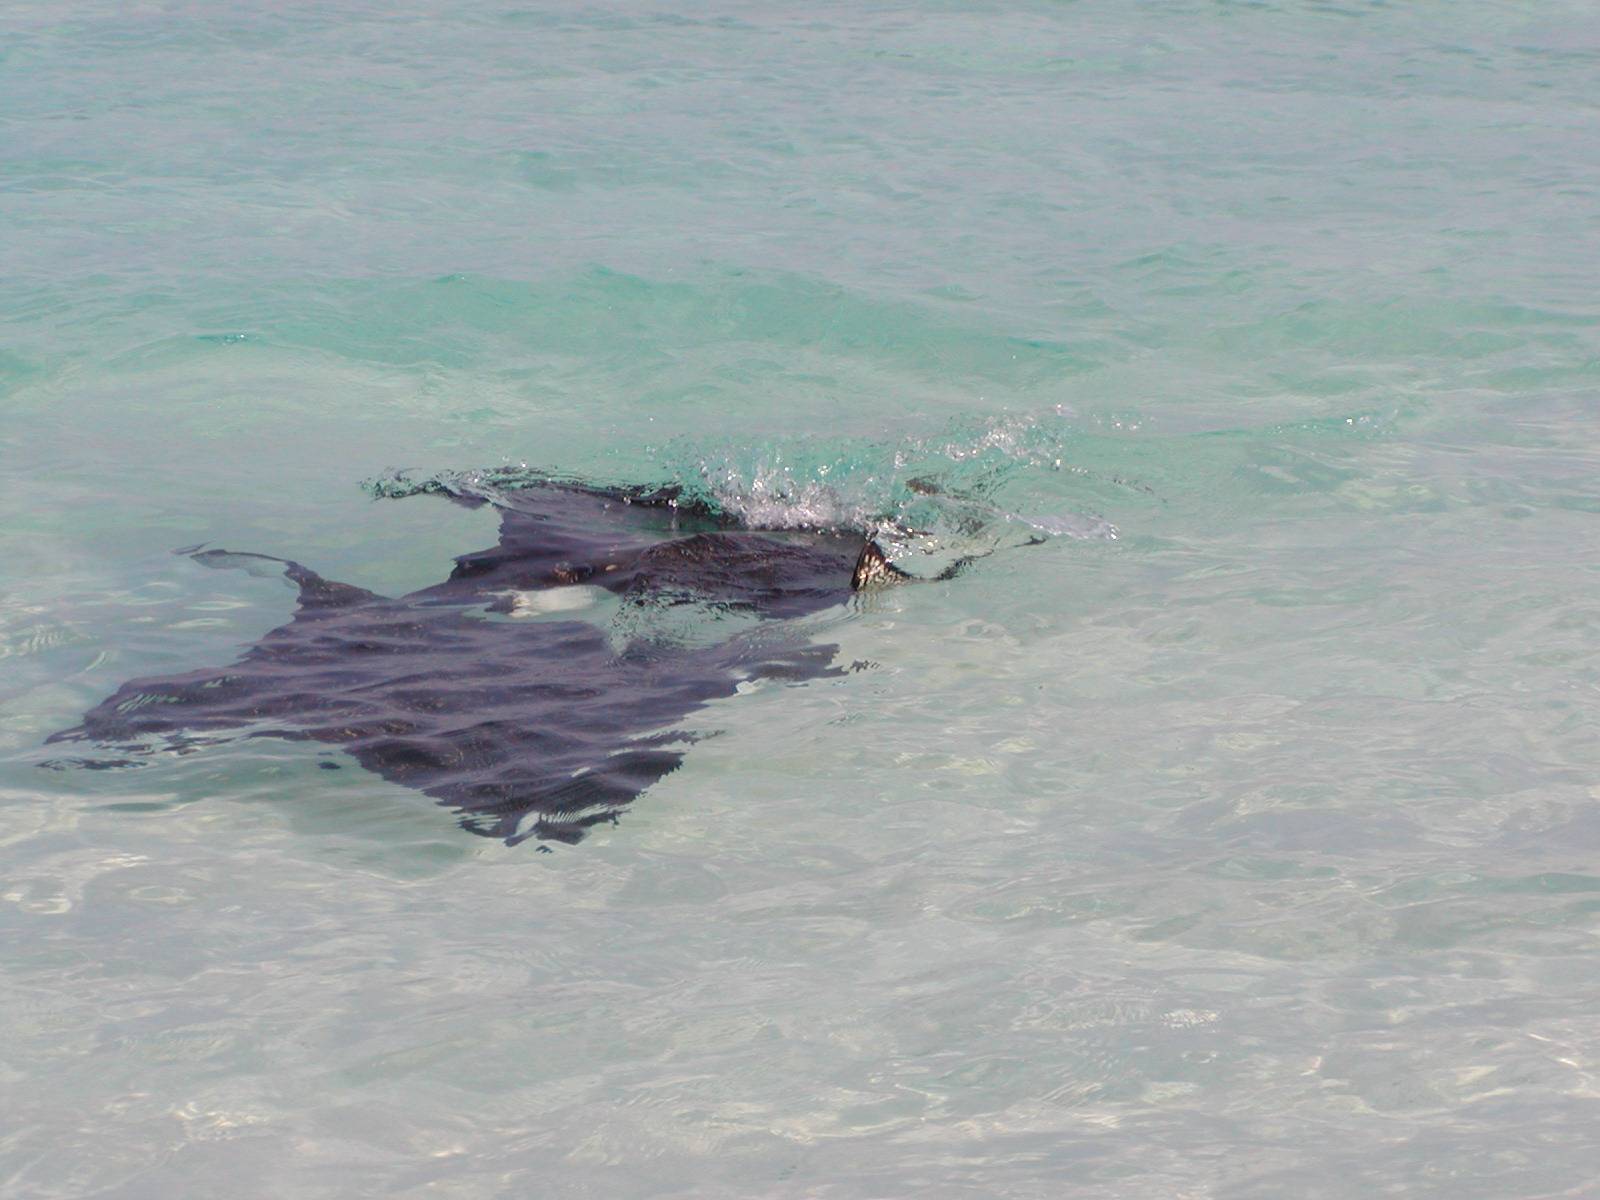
[4,1,1600,1195]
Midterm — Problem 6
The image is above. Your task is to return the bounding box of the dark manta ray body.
[49,481,905,846]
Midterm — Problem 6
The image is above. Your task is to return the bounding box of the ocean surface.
[4,2,1600,1196]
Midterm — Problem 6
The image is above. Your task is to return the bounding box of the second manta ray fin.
[850,537,1000,590]
[851,540,910,590]
[191,549,382,610]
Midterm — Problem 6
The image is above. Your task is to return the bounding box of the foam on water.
[369,412,1130,581]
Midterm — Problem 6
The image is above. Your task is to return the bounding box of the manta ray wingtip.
[851,540,909,591]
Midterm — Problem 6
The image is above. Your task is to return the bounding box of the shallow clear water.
[4,2,1600,1196]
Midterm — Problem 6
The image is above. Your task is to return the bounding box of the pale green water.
[4,2,1600,1196]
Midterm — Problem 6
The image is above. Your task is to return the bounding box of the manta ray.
[46,479,914,846]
